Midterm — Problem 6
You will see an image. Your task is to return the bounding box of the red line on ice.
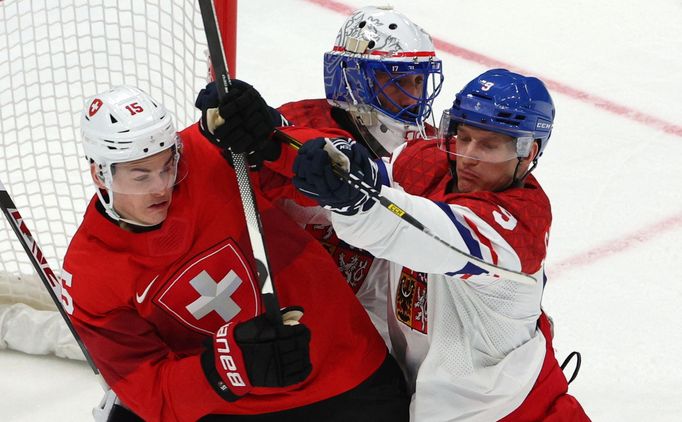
[548,212,682,278]
[305,0,682,137]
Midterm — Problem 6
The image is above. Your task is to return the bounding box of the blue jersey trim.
[376,159,390,187]
[434,202,487,276]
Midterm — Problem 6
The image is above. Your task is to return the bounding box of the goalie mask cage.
[0,0,236,311]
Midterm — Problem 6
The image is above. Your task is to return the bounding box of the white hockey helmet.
[324,6,443,154]
[81,85,181,222]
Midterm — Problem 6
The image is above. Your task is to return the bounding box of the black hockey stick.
[274,131,538,285]
[198,0,281,323]
[0,178,101,372]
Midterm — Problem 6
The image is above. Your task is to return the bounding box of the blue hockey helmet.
[440,69,555,159]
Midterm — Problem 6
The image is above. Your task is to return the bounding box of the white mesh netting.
[0,0,208,311]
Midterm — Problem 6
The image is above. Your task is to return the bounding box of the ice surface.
[2,0,681,420]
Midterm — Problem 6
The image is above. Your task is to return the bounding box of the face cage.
[364,59,443,125]
[437,110,535,163]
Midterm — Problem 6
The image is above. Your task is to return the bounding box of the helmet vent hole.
[494,117,520,127]
[160,142,165,147]
[367,40,375,49]
[471,93,492,100]
[359,21,366,28]
[143,148,149,153]
[110,114,118,124]
[389,23,397,30]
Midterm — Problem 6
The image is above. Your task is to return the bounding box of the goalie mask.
[324,6,443,154]
[81,85,184,225]
[438,68,555,164]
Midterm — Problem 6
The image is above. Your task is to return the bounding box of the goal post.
[216,0,238,79]
[0,0,237,355]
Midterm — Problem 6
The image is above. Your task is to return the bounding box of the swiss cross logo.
[88,98,103,117]
[156,239,260,335]
[186,270,243,322]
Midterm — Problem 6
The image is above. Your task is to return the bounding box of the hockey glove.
[201,307,312,401]
[293,137,380,215]
[195,80,282,169]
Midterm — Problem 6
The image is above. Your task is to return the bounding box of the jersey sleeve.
[63,255,226,422]
[333,145,550,278]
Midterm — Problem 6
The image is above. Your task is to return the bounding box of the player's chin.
[145,201,171,223]
[456,179,478,193]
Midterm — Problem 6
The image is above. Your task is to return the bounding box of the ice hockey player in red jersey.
[195,6,443,345]
[62,85,409,421]
[292,69,591,421]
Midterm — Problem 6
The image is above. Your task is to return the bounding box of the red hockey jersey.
[61,123,386,421]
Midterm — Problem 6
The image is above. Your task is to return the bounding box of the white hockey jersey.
[333,141,551,421]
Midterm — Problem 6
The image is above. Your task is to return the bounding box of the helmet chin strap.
[96,188,158,228]
[507,155,539,190]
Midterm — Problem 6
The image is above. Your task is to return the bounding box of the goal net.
[0,0,234,357]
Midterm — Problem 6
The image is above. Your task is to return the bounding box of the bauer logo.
[89,98,103,117]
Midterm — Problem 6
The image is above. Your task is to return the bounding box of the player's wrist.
[201,322,253,402]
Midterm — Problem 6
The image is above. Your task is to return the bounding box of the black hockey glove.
[293,137,380,216]
[195,80,282,169]
[201,307,312,402]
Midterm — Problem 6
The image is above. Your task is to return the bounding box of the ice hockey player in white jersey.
[292,69,590,421]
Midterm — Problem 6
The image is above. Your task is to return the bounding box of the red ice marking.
[305,0,682,138]
[304,0,354,14]
[548,211,682,279]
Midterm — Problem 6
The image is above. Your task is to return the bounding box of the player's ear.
[90,164,106,190]
[521,141,540,164]
[517,141,540,176]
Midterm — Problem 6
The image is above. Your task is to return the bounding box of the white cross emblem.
[185,270,242,322]
[89,99,102,116]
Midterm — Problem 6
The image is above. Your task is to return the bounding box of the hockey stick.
[274,130,538,285]
[0,180,146,420]
[0,178,101,373]
[198,0,281,323]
